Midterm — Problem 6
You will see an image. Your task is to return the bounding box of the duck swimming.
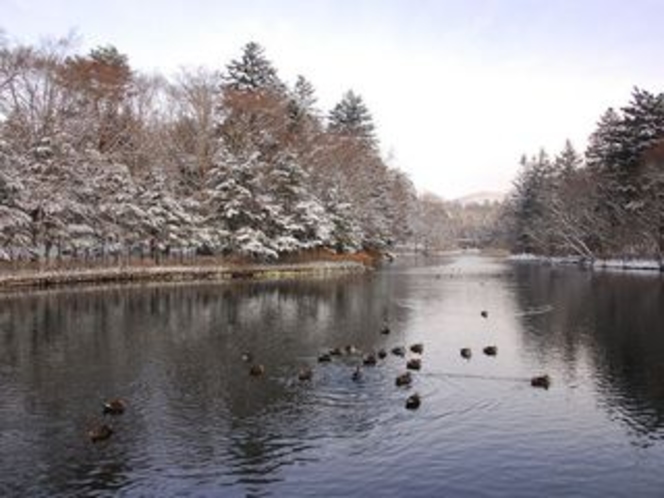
[395,371,412,387]
[363,353,378,366]
[249,364,265,376]
[392,346,406,357]
[103,398,126,416]
[318,353,332,363]
[345,345,359,355]
[460,348,472,359]
[298,366,313,381]
[483,346,498,356]
[530,375,551,389]
[405,393,421,410]
[410,343,424,354]
[406,358,422,371]
[88,423,113,443]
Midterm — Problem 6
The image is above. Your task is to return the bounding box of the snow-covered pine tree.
[262,151,332,253]
[0,139,32,260]
[327,90,377,148]
[135,168,201,260]
[223,42,284,94]
[507,150,557,254]
[205,147,276,259]
[218,42,290,159]
[285,76,325,156]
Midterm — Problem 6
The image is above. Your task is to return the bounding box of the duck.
[405,393,421,410]
[530,375,551,389]
[380,324,391,335]
[391,346,406,357]
[395,371,412,387]
[102,398,127,416]
[329,347,343,356]
[298,366,313,381]
[483,346,498,356]
[363,353,378,366]
[318,353,332,363]
[481,310,488,318]
[410,343,424,354]
[377,349,388,360]
[88,423,113,443]
[249,364,265,376]
[352,366,363,382]
[460,348,472,359]
[345,345,359,355]
[406,358,422,371]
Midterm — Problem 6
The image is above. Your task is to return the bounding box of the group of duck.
[241,309,551,414]
[243,323,425,410]
[88,310,550,443]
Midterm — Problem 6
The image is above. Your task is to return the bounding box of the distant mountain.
[454,191,506,207]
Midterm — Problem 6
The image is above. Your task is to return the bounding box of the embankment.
[0,261,368,292]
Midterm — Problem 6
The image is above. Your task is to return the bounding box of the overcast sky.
[3,0,664,199]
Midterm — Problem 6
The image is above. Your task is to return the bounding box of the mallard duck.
[298,366,313,381]
[377,349,388,360]
[405,393,421,410]
[483,346,497,356]
[410,343,424,354]
[352,366,363,382]
[249,364,265,376]
[530,375,551,389]
[406,358,422,371]
[395,371,412,387]
[88,423,113,443]
[318,353,332,363]
[363,353,377,366]
[391,346,406,357]
[460,348,472,359]
[481,310,488,318]
[102,398,126,415]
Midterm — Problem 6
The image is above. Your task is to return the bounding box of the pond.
[1,254,663,497]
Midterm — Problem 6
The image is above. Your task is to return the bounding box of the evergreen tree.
[585,107,624,172]
[554,139,582,179]
[621,87,664,161]
[287,75,321,138]
[223,42,284,94]
[0,141,31,259]
[328,90,376,147]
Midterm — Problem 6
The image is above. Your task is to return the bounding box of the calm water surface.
[1,254,663,497]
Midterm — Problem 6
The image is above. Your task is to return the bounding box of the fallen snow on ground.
[508,253,662,272]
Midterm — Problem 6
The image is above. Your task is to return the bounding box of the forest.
[0,33,422,263]
[3,31,660,267]
[502,87,664,263]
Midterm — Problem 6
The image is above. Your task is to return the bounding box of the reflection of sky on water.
[0,256,663,497]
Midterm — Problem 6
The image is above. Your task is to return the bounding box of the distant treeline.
[0,33,418,262]
[502,88,664,261]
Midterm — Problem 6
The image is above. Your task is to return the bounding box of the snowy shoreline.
[508,253,664,273]
[0,261,368,292]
